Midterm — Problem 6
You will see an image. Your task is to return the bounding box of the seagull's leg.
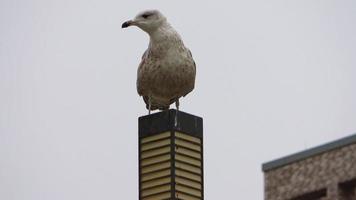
[148,97,151,115]
[174,99,180,127]
[175,99,180,111]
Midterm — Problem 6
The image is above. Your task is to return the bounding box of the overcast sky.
[1,0,356,199]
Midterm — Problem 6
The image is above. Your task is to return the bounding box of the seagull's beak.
[122,20,134,28]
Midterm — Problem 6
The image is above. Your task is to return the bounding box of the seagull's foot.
[148,97,152,115]
[175,99,180,111]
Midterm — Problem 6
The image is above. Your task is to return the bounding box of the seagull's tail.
[143,96,169,111]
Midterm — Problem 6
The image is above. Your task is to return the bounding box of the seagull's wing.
[182,49,196,97]
[136,50,148,96]
[188,49,196,73]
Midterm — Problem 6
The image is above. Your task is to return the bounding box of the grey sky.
[1,0,356,199]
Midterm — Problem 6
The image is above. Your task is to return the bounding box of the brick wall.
[264,143,356,200]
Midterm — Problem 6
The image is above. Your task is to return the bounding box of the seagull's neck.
[149,23,182,45]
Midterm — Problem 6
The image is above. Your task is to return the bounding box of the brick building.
[262,134,356,200]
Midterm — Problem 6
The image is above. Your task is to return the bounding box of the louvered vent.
[138,109,203,200]
[140,132,172,200]
[174,132,202,200]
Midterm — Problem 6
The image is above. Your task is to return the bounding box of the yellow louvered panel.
[140,131,203,200]
[175,146,201,160]
[175,154,201,167]
[141,154,170,167]
[175,191,201,200]
[175,139,201,152]
[141,139,170,151]
[141,146,170,159]
[141,176,171,190]
[176,184,201,197]
[175,132,201,144]
[175,169,201,183]
[141,161,170,174]
[176,176,201,190]
[141,184,171,197]
[141,192,171,200]
[141,169,170,182]
[141,132,171,144]
[175,161,201,175]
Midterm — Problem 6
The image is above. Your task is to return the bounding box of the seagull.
[122,10,196,114]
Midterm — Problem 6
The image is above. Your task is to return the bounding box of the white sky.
[1,0,356,199]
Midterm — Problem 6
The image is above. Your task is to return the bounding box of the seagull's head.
[122,10,167,33]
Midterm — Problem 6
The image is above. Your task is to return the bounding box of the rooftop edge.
[262,133,356,172]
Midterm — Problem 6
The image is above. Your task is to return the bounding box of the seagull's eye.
[142,14,151,19]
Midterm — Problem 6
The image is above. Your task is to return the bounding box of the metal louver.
[139,110,203,200]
